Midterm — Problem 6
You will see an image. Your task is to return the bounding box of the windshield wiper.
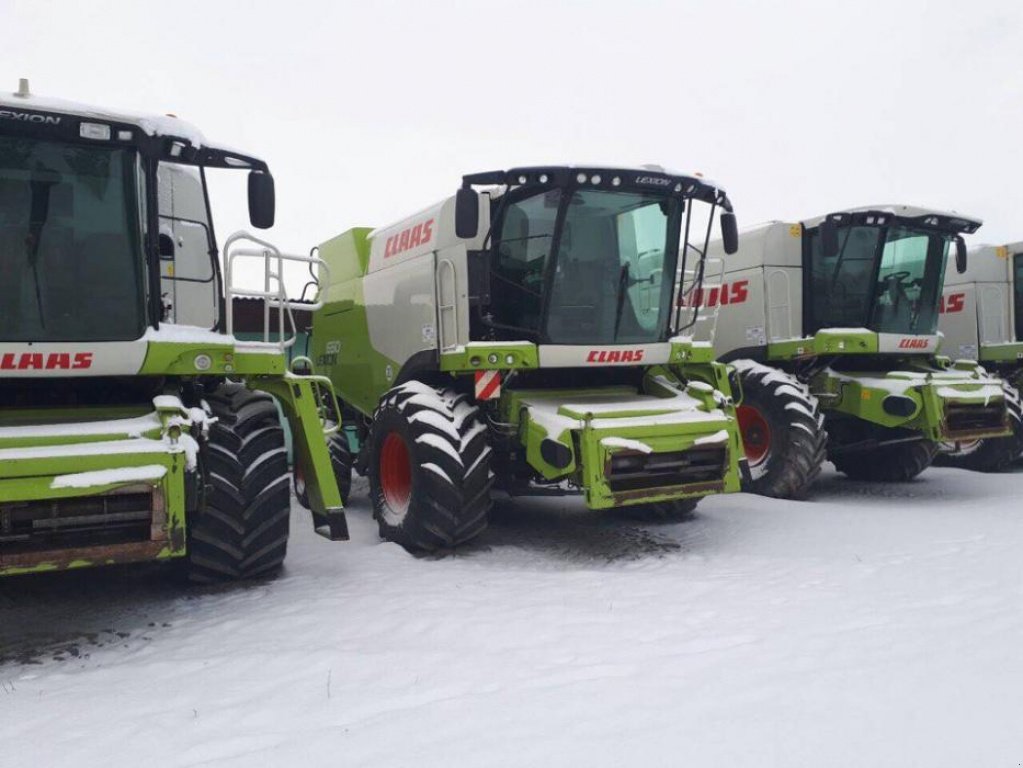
[26,178,55,329]
[613,262,630,339]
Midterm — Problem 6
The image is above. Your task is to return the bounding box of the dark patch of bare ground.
[456,494,690,565]
[0,561,267,668]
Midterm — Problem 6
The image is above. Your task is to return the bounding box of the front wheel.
[187,383,291,583]
[831,438,938,482]
[367,382,493,553]
[732,360,827,499]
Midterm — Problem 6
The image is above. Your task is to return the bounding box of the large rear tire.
[187,383,291,583]
[367,382,493,553]
[732,360,827,499]
[936,381,1023,472]
[830,437,938,482]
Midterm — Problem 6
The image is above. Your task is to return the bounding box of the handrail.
[675,256,725,342]
[223,231,331,350]
[289,356,341,437]
[436,257,459,352]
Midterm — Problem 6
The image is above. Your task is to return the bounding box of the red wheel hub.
[737,404,771,466]
[380,431,412,513]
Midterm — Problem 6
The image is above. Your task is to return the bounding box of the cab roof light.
[79,122,111,140]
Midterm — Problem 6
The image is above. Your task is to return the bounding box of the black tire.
[187,383,291,583]
[831,437,938,481]
[367,382,493,553]
[935,381,1023,472]
[295,431,353,507]
[732,360,827,499]
[616,498,700,523]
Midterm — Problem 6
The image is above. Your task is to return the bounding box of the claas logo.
[897,338,930,350]
[586,349,645,363]
[679,280,749,308]
[0,352,93,370]
[940,293,965,314]
[384,219,434,258]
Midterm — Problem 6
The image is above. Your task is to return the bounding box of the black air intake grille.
[944,402,1007,436]
[0,487,160,553]
[606,447,727,493]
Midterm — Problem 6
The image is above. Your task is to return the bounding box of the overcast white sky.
[3,0,1021,268]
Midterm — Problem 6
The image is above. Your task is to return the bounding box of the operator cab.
[804,206,980,337]
[457,166,737,347]
[0,81,275,345]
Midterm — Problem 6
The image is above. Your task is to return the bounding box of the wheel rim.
[737,404,772,473]
[379,431,412,523]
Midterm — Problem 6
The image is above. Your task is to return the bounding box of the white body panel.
[0,340,147,377]
[361,192,493,368]
[363,254,440,377]
[538,343,671,367]
[158,163,217,329]
[876,333,939,354]
[693,221,804,354]
[939,243,1020,359]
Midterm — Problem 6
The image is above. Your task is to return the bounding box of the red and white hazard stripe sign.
[474,370,501,400]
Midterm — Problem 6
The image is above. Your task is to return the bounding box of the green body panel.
[759,330,1010,441]
[0,402,192,577]
[767,329,877,360]
[976,342,1023,364]
[811,363,1008,440]
[312,229,401,417]
[1,339,346,577]
[440,342,540,373]
[498,366,743,509]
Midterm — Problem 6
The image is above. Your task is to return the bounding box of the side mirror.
[158,232,175,258]
[248,171,276,229]
[720,212,739,255]
[455,187,480,239]
[955,236,967,274]
[820,217,840,257]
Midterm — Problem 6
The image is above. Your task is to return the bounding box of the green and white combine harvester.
[308,166,748,552]
[0,81,347,580]
[691,206,1013,498]
[936,240,1023,470]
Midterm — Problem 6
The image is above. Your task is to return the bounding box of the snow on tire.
[368,382,493,553]
[731,360,827,500]
[935,380,1023,473]
[187,383,291,583]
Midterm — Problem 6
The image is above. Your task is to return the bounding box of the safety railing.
[674,256,725,343]
[223,231,331,350]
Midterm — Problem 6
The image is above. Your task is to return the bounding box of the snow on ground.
[2,465,1023,767]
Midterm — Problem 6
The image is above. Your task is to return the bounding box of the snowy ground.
[2,466,1023,767]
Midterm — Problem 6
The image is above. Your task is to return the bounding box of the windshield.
[806,223,950,336]
[0,136,145,342]
[490,187,680,344]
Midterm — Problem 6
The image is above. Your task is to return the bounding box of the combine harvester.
[0,81,347,581]
[691,206,1011,498]
[936,240,1023,470]
[308,166,748,552]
